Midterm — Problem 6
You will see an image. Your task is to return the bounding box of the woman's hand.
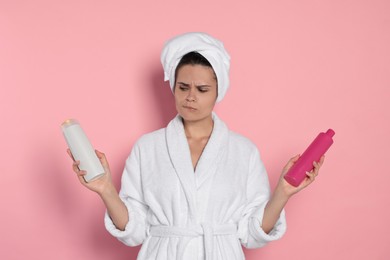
[67,149,115,196]
[275,154,325,199]
[262,155,325,233]
[67,149,129,230]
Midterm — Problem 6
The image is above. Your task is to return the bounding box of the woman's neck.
[183,115,214,140]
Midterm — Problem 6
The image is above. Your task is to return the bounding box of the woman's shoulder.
[135,127,166,147]
[228,130,258,151]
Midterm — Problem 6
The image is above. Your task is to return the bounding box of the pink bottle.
[284,129,335,187]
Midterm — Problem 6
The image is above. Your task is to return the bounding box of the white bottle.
[61,119,105,182]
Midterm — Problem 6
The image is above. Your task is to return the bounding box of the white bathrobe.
[105,113,286,260]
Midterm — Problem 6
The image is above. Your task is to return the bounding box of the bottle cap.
[61,119,79,129]
[326,129,335,137]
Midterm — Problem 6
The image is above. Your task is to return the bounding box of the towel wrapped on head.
[160,32,231,102]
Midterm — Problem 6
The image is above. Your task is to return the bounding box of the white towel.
[160,32,231,102]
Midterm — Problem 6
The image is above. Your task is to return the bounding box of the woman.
[67,32,324,260]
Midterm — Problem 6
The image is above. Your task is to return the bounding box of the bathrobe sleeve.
[237,147,287,248]
[104,141,149,246]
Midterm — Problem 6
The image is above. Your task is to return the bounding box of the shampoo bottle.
[284,129,335,187]
[61,119,105,182]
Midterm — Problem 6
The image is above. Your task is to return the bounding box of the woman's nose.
[186,89,196,102]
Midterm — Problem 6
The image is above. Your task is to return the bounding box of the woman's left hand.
[262,155,325,233]
[275,154,325,198]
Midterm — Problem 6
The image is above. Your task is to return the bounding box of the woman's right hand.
[67,149,129,230]
[67,149,115,196]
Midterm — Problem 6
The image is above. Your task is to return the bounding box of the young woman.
[67,32,324,260]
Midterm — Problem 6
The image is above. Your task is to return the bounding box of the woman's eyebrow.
[177,82,211,88]
[177,82,190,86]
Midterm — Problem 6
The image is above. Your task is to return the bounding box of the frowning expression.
[174,64,217,122]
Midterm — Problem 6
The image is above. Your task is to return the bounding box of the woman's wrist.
[273,183,291,203]
[98,182,118,199]
[262,186,290,234]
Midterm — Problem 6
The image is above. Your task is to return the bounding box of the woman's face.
[174,64,217,123]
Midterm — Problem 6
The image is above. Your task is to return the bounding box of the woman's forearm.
[99,184,129,231]
[262,188,289,234]
[261,155,325,234]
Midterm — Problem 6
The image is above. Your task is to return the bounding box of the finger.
[72,160,81,173]
[95,149,104,159]
[285,154,300,168]
[76,170,87,177]
[313,156,325,169]
[305,171,316,182]
[95,150,109,168]
[67,149,75,161]
[313,161,318,170]
[69,158,87,184]
[281,154,301,176]
[73,161,87,177]
[319,155,325,166]
[76,169,87,176]
[312,161,321,176]
[291,154,300,162]
[296,173,313,189]
[77,173,87,185]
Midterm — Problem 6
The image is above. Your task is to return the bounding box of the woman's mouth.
[183,105,197,111]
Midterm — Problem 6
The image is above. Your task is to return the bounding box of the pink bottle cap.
[326,129,335,137]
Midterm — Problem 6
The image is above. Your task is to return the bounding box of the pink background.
[1,0,389,259]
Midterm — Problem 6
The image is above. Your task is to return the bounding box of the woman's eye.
[198,88,208,93]
[179,86,188,91]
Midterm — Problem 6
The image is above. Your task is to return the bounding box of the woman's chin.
[179,111,212,123]
[179,114,199,122]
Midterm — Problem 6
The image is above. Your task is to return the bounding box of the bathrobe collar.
[166,112,229,221]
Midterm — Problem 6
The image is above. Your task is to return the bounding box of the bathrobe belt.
[150,223,237,260]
